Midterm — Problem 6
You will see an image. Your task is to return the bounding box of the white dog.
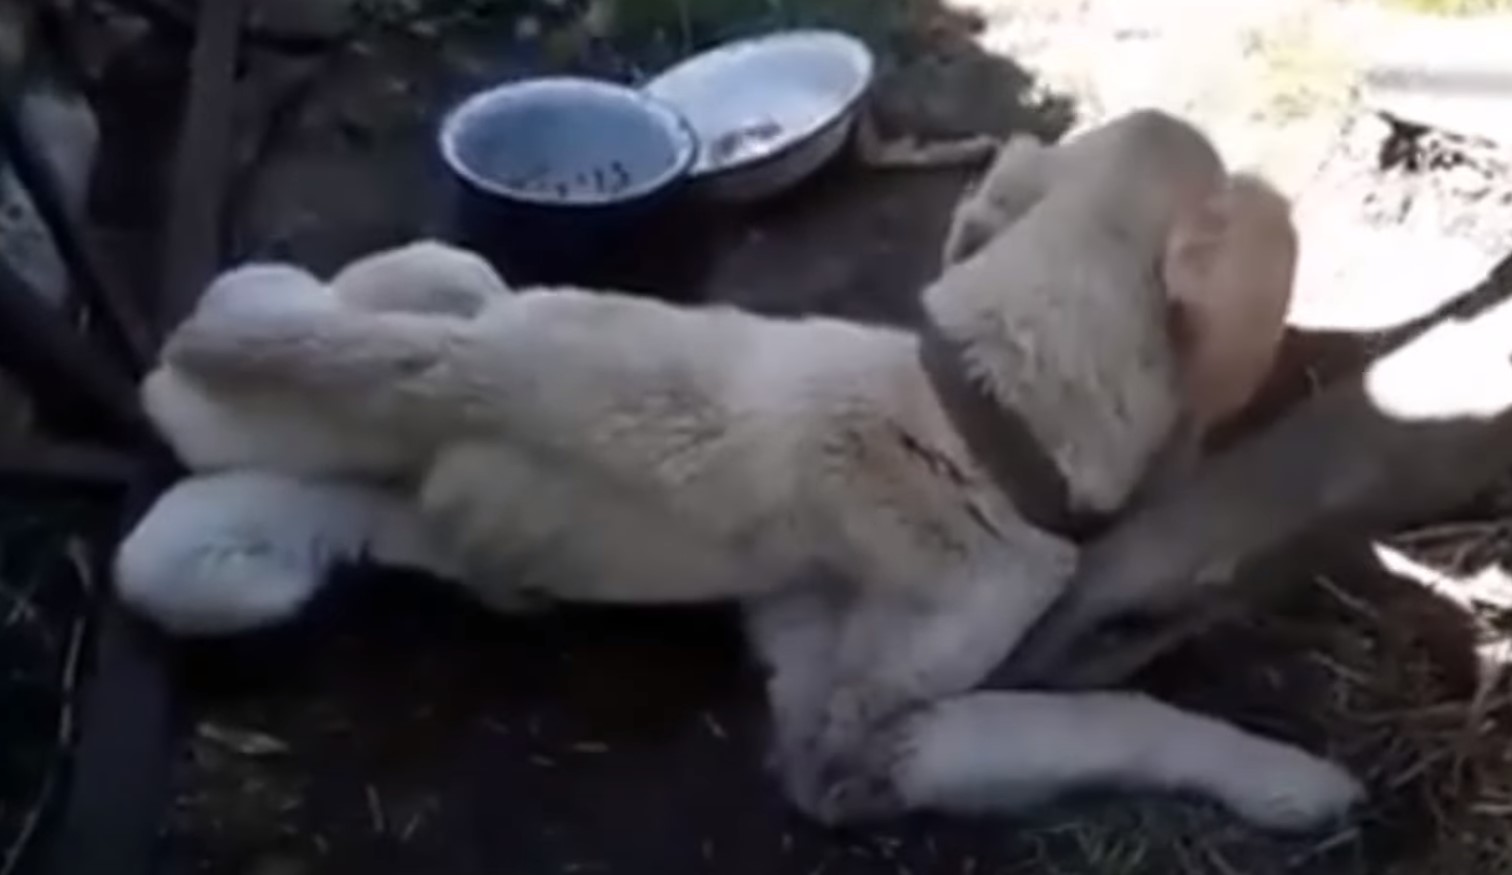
[119,110,1355,831]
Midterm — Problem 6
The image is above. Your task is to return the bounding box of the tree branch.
[1003,278,1512,687]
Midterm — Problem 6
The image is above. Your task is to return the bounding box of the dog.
[121,109,1350,830]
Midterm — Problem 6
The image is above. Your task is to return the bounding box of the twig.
[1312,573,1381,622]
[1284,826,1361,870]
[1393,520,1505,546]
[1,560,48,631]
[0,537,91,875]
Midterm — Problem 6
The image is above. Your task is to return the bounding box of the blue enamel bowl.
[438,76,700,290]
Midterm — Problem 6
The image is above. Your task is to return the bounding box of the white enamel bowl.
[642,30,876,204]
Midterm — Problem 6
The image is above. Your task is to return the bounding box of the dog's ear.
[942,135,1052,267]
[1161,173,1298,431]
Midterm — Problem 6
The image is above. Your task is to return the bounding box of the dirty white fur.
[930,111,1225,514]
[944,136,1300,683]
[115,470,458,636]
[142,262,403,476]
[882,692,1360,831]
[118,242,514,636]
[143,242,503,477]
[163,280,1084,787]
[329,239,510,317]
[127,111,1359,830]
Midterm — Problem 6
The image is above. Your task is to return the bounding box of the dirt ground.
[66,0,1512,873]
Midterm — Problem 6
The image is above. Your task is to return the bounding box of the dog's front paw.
[772,721,913,827]
[811,764,906,826]
[774,749,905,826]
[1216,748,1365,832]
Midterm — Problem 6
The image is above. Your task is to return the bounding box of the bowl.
[642,29,875,205]
[437,76,699,288]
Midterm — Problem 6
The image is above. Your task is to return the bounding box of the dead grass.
[1023,537,1512,875]
[1258,491,1512,875]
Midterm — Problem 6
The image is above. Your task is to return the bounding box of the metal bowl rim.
[692,107,858,202]
[438,75,699,208]
[642,28,876,179]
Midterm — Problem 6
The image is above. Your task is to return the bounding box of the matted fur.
[122,111,1356,831]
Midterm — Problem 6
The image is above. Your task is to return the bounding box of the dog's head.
[925,111,1296,518]
[923,112,1213,516]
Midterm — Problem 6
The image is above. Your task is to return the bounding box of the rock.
[0,77,100,308]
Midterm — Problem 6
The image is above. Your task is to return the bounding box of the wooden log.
[156,0,247,334]
[37,466,181,875]
[1003,275,1512,687]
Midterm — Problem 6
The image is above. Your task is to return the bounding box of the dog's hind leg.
[161,302,477,437]
[116,470,459,636]
[331,240,512,318]
[844,690,1363,833]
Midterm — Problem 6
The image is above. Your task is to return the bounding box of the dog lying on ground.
[118,109,1354,831]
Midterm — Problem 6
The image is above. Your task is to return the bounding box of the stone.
[0,77,100,308]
